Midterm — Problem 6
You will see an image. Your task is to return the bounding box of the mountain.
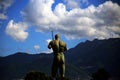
[65,38,120,77]
[0,52,53,80]
[0,38,120,80]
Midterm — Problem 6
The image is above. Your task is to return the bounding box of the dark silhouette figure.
[48,34,67,80]
[91,68,110,80]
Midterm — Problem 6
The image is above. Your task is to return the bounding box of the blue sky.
[0,0,120,56]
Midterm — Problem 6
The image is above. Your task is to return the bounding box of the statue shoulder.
[49,40,53,45]
[59,40,66,46]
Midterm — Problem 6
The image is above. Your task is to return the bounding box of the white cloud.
[5,20,28,41]
[22,0,120,40]
[64,0,79,9]
[64,0,89,9]
[0,0,14,20]
[34,45,40,50]
[0,13,7,20]
[0,0,14,10]
[22,0,58,32]
[46,39,52,45]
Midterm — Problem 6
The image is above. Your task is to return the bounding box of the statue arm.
[48,41,52,49]
[64,43,67,51]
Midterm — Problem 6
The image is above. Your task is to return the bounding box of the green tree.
[91,68,110,80]
[24,71,52,80]
[24,71,69,80]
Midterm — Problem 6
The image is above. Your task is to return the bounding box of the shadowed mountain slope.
[0,38,120,80]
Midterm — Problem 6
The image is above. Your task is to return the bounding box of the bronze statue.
[48,34,67,80]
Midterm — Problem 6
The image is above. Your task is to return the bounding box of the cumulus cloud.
[64,0,89,9]
[22,0,120,40]
[0,0,14,10]
[22,0,58,32]
[64,0,80,9]
[5,20,29,41]
[0,13,7,19]
[0,0,14,20]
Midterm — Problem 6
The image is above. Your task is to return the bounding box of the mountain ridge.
[0,38,120,80]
